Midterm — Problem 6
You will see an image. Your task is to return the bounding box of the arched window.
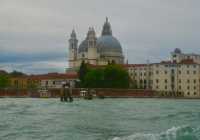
[82,54,85,58]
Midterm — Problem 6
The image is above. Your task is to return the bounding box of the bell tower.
[68,29,78,68]
[87,27,98,65]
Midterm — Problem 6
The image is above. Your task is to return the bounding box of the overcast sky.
[0,0,200,74]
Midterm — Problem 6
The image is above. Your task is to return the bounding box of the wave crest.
[112,125,200,140]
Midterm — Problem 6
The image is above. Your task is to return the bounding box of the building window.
[82,54,85,58]
[171,84,175,90]
[187,92,190,95]
[193,65,196,68]
[194,86,196,90]
[156,64,159,68]
[193,71,196,74]
[187,86,190,90]
[156,86,159,89]
[156,79,159,83]
[179,71,181,74]
[194,92,197,95]
[165,71,168,74]
[89,41,93,46]
[171,69,175,74]
[179,79,181,83]
[187,65,190,68]
[156,71,159,74]
[187,71,190,74]
[194,79,196,84]
[165,79,168,83]
[179,86,181,90]
[53,81,55,85]
[149,72,151,76]
[187,79,190,83]
[171,76,175,82]
[165,86,167,90]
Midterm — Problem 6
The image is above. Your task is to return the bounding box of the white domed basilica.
[68,18,124,69]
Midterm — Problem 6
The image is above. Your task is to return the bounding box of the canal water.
[0,98,200,140]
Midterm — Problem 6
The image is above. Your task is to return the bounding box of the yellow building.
[10,76,40,89]
[10,72,78,90]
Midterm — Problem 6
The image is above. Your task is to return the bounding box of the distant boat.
[80,89,93,100]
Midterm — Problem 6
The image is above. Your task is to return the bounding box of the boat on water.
[80,89,97,100]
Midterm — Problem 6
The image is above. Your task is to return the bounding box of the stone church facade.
[68,18,124,69]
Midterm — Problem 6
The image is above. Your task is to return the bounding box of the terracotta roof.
[87,64,107,68]
[160,59,197,65]
[0,70,8,74]
[160,61,175,64]
[179,59,196,64]
[88,63,149,68]
[123,64,147,68]
[31,72,78,80]
[11,72,78,80]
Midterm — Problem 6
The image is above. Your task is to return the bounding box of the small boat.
[80,89,93,100]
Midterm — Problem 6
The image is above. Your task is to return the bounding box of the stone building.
[68,18,124,70]
[171,48,200,64]
[126,48,200,98]
[10,73,78,89]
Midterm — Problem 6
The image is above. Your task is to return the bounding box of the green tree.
[10,70,26,77]
[0,74,10,89]
[82,64,130,88]
[78,61,90,87]
[104,64,129,88]
[84,68,104,88]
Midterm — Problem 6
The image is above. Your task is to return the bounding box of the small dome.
[174,48,182,54]
[78,27,97,53]
[78,40,88,53]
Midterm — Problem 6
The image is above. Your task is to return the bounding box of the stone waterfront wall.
[0,89,29,97]
[0,88,154,98]
[93,88,154,98]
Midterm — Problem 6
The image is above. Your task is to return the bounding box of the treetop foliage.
[78,62,130,88]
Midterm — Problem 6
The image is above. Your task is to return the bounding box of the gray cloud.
[0,0,200,73]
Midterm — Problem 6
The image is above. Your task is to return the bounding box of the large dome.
[96,35,122,54]
[77,18,124,63]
